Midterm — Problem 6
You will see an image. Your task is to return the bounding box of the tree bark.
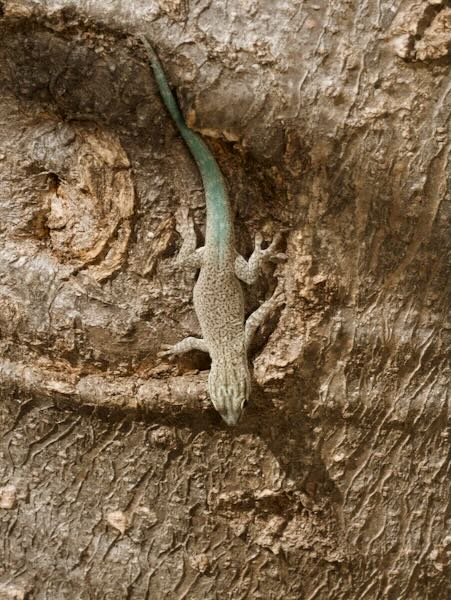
[0,0,449,598]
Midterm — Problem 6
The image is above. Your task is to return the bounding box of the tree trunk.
[0,0,449,598]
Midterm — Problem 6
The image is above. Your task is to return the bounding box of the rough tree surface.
[0,0,449,598]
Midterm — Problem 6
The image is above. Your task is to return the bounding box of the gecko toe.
[271,252,288,262]
[255,232,263,247]
[158,345,175,359]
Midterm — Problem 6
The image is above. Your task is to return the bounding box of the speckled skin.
[195,242,251,426]
[141,36,282,425]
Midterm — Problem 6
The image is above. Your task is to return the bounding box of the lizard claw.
[176,206,192,231]
[268,283,286,311]
[274,288,286,306]
[175,206,197,253]
[177,205,190,221]
[258,233,284,260]
[265,232,283,253]
[158,344,176,359]
[254,231,283,256]
[270,252,288,262]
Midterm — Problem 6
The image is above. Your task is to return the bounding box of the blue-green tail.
[140,36,232,251]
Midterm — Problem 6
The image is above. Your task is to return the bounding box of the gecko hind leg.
[175,206,204,268]
[159,336,209,358]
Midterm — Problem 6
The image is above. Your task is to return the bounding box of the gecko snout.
[218,396,247,426]
[208,362,251,425]
[211,391,246,426]
[209,382,250,426]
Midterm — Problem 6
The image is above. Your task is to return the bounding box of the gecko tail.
[140,34,232,248]
[139,35,187,132]
[139,35,158,62]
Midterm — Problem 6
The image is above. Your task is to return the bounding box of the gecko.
[140,35,284,426]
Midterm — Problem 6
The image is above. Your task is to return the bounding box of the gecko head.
[208,362,251,426]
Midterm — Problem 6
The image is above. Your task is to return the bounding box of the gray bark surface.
[0,0,449,598]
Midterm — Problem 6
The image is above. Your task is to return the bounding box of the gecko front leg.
[234,232,286,349]
[234,232,285,285]
[245,286,285,350]
[160,336,209,357]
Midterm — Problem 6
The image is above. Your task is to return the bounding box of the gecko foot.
[175,205,194,238]
[255,232,284,259]
[158,336,209,359]
[157,344,177,360]
[254,232,287,266]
